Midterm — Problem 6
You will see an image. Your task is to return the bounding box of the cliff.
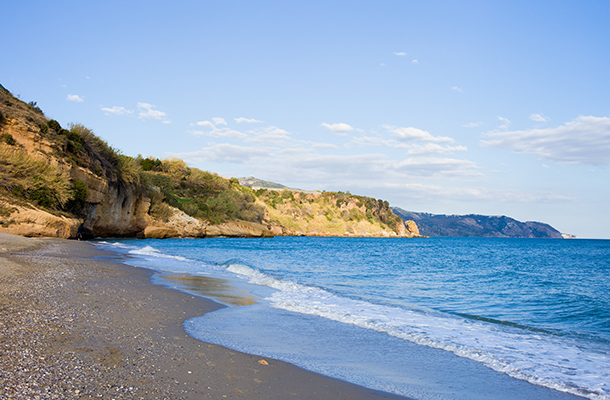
[392,208,563,239]
[0,86,414,239]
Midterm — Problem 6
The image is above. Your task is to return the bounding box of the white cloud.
[176,143,272,164]
[463,122,483,128]
[196,120,216,129]
[235,117,262,124]
[212,117,227,126]
[482,115,610,165]
[321,122,354,135]
[412,59,419,64]
[395,157,481,177]
[497,116,511,129]
[351,134,467,155]
[451,86,463,93]
[67,94,84,103]
[394,52,406,56]
[385,183,574,203]
[529,113,547,122]
[101,106,133,116]
[138,103,168,121]
[405,143,468,155]
[246,126,292,144]
[384,125,455,143]
[210,128,249,139]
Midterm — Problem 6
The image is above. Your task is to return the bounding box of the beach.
[0,233,408,400]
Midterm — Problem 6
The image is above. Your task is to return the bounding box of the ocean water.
[95,237,610,400]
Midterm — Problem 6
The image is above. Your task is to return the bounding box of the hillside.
[392,208,563,238]
[0,85,417,239]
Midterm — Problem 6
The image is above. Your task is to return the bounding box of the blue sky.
[3,1,610,238]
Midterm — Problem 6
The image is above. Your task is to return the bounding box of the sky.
[2,0,610,238]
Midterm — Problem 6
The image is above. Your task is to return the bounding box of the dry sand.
[0,233,409,399]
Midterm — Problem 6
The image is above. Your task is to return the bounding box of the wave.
[221,261,610,400]
[92,240,609,399]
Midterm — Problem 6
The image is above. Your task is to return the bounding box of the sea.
[94,237,610,400]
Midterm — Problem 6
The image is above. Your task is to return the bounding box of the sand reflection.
[159,273,259,306]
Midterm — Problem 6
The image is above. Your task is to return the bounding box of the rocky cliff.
[0,86,410,239]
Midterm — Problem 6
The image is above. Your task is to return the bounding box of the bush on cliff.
[0,146,72,210]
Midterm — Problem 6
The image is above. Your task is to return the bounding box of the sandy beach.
[0,233,408,400]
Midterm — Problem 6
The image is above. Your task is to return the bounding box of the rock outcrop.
[0,202,80,239]
[404,220,424,238]
[205,220,274,238]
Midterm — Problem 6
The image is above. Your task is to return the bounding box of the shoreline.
[0,233,408,399]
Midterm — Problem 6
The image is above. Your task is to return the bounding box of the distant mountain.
[238,176,290,190]
[392,208,563,238]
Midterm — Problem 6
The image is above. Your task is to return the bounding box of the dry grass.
[0,145,72,209]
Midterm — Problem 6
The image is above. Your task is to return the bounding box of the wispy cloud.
[138,102,169,122]
[451,86,463,93]
[481,115,610,165]
[195,120,215,129]
[212,117,227,126]
[405,143,468,155]
[385,183,575,203]
[245,126,292,145]
[463,122,483,128]
[351,135,466,155]
[177,143,272,164]
[67,94,84,103]
[395,157,481,177]
[412,59,419,64]
[235,117,262,124]
[497,116,511,129]
[321,122,354,135]
[394,52,406,56]
[529,113,547,122]
[101,106,133,116]
[384,125,455,143]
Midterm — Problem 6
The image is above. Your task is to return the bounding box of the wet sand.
[0,233,408,399]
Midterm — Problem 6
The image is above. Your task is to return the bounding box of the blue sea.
[95,237,610,400]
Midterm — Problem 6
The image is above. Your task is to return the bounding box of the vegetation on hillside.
[254,189,402,235]
[0,85,405,235]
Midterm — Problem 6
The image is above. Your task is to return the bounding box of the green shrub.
[27,101,43,114]
[65,179,89,214]
[66,130,84,154]
[0,133,15,145]
[47,119,61,132]
[139,156,162,171]
[69,123,121,175]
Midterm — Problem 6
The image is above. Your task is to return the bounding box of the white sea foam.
[222,262,610,400]
[129,245,189,261]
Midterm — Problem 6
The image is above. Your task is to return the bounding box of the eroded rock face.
[143,226,179,239]
[205,220,274,238]
[0,203,80,239]
[79,182,150,237]
[404,220,423,238]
